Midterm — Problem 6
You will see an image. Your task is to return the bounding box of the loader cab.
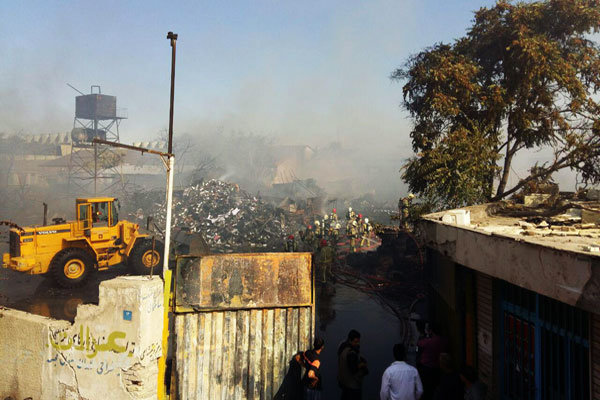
[76,197,119,235]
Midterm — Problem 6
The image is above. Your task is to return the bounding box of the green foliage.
[393,0,600,208]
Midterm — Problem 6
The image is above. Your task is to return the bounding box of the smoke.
[2,0,490,212]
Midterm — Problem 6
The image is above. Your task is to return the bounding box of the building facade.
[421,203,600,400]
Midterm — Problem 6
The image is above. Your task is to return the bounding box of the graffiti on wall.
[45,325,161,376]
[48,325,133,359]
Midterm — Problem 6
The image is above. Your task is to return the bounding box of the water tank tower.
[69,85,127,193]
[71,85,125,145]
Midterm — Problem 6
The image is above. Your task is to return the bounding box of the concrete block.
[441,209,471,226]
[0,309,71,400]
[0,276,164,400]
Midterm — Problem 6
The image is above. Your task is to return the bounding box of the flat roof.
[422,200,600,257]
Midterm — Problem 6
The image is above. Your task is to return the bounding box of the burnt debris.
[149,180,305,253]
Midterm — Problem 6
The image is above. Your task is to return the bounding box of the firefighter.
[303,225,315,251]
[314,220,322,239]
[285,234,298,252]
[360,218,372,247]
[357,214,364,241]
[346,207,355,221]
[400,193,415,230]
[348,220,359,253]
[323,214,330,236]
[346,207,356,232]
[330,208,338,223]
[331,223,341,247]
[316,239,334,283]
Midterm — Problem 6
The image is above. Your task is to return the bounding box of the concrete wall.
[420,219,600,315]
[0,276,163,400]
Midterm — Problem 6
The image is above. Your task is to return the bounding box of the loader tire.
[50,248,94,288]
[129,240,164,276]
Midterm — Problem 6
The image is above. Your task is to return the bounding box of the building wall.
[420,219,599,315]
[592,313,600,399]
[0,276,163,400]
[475,272,494,399]
[432,250,594,399]
[428,252,474,373]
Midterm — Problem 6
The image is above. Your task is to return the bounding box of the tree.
[392,0,600,208]
[188,153,219,185]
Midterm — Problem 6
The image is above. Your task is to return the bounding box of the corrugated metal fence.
[173,253,314,399]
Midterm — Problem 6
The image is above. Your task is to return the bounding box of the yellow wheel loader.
[2,197,163,288]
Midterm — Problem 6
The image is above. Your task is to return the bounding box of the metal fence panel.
[174,253,314,399]
[175,307,313,399]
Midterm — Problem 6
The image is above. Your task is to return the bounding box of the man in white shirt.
[380,343,423,400]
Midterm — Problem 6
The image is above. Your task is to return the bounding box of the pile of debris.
[150,180,303,253]
[487,197,600,239]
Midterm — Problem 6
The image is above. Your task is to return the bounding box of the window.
[78,203,90,229]
[500,282,589,400]
[92,202,109,227]
[110,200,119,226]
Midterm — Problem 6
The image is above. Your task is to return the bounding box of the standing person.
[314,220,322,239]
[338,329,369,399]
[331,223,341,247]
[316,239,334,283]
[302,337,325,400]
[360,218,372,248]
[348,221,359,253]
[346,207,355,221]
[380,343,423,400]
[285,234,298,252]
[417,323,448,400]
[459,367,487,400]
[433,353,463,400]
[346,207,355,231]
[303,225,315,251]
[399,193,415,230]
[330,208,339,223]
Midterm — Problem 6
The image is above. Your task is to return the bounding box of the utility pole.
[163,31,178,277]
[161,31,177,400]
[92,32,179,399]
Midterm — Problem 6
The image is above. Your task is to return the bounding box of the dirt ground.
[0,240,132,322]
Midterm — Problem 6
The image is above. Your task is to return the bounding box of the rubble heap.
[151,180,302,253]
